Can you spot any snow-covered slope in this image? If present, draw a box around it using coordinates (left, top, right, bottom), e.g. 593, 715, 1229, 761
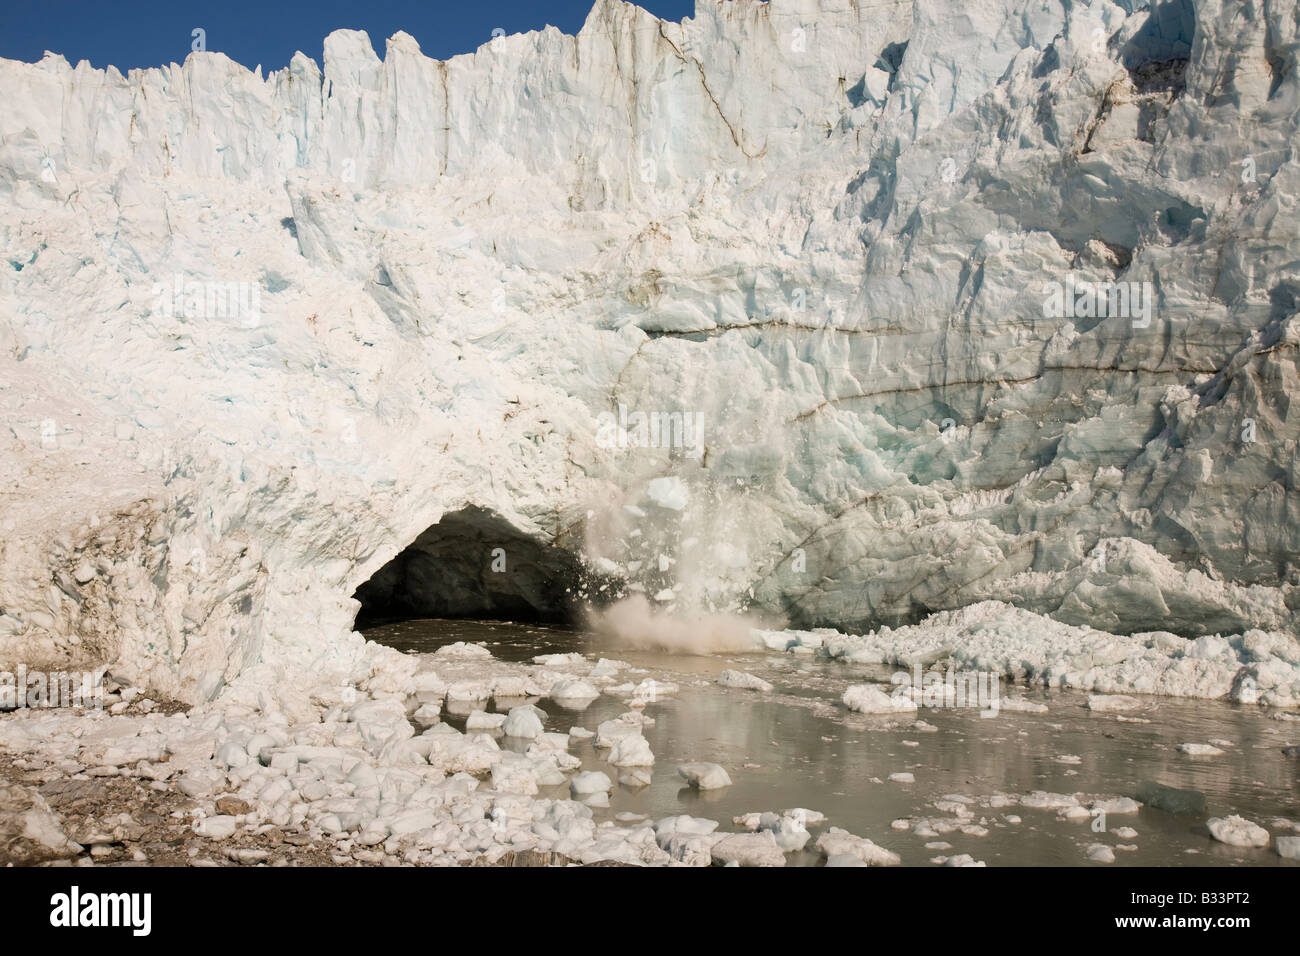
3, 0, 1299, 703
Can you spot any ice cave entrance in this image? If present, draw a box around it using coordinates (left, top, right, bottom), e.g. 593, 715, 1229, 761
350, 506, 583, 629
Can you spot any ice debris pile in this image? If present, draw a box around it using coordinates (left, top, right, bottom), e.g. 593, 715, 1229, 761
765, 599, 1300, 707
0, 643, 896, 866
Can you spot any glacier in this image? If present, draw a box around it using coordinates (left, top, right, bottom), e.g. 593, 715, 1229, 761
2, 0, 1300, 710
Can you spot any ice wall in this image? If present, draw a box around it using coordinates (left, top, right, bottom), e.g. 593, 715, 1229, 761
2, 0, 1299, 702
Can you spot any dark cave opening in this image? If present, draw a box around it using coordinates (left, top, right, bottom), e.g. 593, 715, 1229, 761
351, 506, 587, 630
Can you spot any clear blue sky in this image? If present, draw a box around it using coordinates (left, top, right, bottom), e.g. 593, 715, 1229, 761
0, 0, 700, 72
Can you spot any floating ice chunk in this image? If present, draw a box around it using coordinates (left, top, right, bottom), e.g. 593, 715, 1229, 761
787, 808, 826, 827
825, 853, 869, 866
1086, 844, 1115, 863
1091, 797, 1140, 815
593, 718, 642, 748
889, 772, 915, 784
608, 733, 654, 767
944, 854, 986, 867
528, 732, 571, 754
412, 671, 446, 694
525, 754, 572, 785
533, 653, 586, 668
434, 642, 492, 660
1086, 695, 1141, 712
1276, 836, 1300, 861
1055, 754, 1082, 764
465, 710, 507, 732
1178, 742, 1225, 756
490, 675, 539, 701
619, 768, 652, 788
502, 705, 545, 739
815, 827, 900, 866
654, 815, 720, 843
549, 679, 599, 705
445, 680, 491, 703
568, 726, 594, 740
629, 678, 676, 702
843, 684, 917, 714
1020, 791, 1079, 810
654, 817, 720, 864
677, 762, 732, 790
1112, 826, 1138, 840
710, 831, 786, 867
589, 659, 623, 679
730, 810, 813, 850
1207, 815, 1270, 847
765, 815, 812, 852
716, 670, 773, 692
412, 702, 442, 727
570, 772, 612, 797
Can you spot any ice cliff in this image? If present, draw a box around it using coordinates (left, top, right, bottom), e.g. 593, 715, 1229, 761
2, 0, 1300, 703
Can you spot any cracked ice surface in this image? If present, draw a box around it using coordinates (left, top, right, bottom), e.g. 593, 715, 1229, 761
2, 0, 1300, 713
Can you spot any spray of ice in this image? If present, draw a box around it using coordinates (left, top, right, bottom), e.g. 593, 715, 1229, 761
580, 474, 779, 654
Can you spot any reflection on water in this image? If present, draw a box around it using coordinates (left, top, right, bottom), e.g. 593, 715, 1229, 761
365, 618, 1300, 866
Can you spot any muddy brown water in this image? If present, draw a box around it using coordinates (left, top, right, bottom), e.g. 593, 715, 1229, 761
365, 618, 1300, 866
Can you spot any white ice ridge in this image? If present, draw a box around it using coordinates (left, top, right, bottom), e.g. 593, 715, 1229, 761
765, 599, 1300, 707
3, 0, 1300, 703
